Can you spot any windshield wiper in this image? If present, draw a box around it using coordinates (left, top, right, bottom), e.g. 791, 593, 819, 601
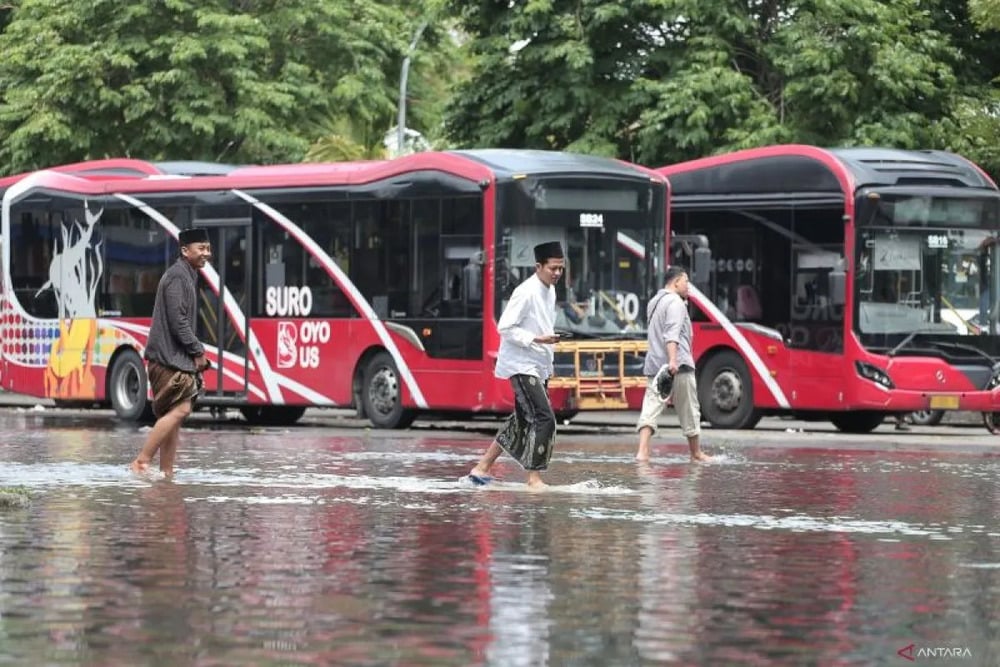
925, 339, 997, 365
887, 329, 948, 357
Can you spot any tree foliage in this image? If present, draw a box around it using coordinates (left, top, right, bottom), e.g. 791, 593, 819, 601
0, 0, 459, 174
446, 0, 1000, 176
970, 0, 1000, 31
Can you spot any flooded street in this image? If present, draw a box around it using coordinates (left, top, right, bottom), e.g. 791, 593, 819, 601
1, 410, 999, 665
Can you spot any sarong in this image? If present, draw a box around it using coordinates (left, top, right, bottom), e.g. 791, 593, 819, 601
147, 360, 200, 418
494, 374, 556, 471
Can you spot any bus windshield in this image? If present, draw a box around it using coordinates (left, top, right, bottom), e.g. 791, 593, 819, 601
495, 176, 664, 339
855, 192, 1000, 348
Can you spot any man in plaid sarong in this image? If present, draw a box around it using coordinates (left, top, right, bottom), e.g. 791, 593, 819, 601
468, 241, 565, 489
129, 228, 212, 477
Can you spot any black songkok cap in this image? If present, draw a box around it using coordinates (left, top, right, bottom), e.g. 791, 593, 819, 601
178, 228, 209, 246
534, 241, 564, 263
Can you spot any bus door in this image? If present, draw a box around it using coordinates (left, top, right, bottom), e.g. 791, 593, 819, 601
193, 212, 252, 397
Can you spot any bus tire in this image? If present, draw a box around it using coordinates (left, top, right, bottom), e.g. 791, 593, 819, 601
108, 349, 154, 422
909, 409, 944, 426
361, 351, 417, 429
697, 350, 761, 429
829, 411, 884, 433
240, 406, 306, 426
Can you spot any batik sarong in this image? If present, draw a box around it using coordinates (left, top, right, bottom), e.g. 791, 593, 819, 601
495, 374, 556, 471
147, 360, 200, 418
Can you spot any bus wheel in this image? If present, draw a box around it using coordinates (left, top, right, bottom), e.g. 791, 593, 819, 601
108, 349, 154, 422
698, 350, 761, 429
983, 412, 1000, 435
830, 411, 884, 433
909, 409, 944, 426
240, 406, 306, 426
362, 351, 417, 429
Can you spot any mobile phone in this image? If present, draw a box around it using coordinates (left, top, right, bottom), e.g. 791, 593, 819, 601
556, 332, 574, 339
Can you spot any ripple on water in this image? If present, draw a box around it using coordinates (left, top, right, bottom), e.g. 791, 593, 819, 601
572, 507, 951, 539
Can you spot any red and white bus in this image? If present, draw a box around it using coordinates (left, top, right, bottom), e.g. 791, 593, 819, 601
659, 144, 1000, 432
0, 150, 665, 426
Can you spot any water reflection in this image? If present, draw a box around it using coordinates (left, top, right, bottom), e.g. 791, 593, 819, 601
0, 422, 998, 664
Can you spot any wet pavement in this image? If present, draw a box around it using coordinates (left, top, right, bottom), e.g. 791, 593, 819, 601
0, 406, 998, 665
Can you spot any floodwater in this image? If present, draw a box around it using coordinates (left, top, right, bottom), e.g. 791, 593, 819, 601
0, 412, 998, 666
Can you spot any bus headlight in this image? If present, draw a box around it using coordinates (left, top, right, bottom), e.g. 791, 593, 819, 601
855, 361, 895, 389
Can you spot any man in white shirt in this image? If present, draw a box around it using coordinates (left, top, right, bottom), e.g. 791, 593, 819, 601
469, 241, 565, 489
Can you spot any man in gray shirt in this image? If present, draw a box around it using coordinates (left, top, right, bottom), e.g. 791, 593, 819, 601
635, 266, 711, 462
129, 228, 212, 477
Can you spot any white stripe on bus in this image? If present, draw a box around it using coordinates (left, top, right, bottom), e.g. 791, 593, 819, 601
110, 320, 258, 371
273, 374, 336, 406
106, 321, 268, 400
114, 193, 290, 404
232, 189, 429, 409
687, 284, 790, 408
616, 231, 646, 259
605, 232, 788, 408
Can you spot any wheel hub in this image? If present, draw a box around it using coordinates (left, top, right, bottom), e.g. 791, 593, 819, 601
368, 367, 399, 415
710, 370, 743, 413
116, 365, 140, 411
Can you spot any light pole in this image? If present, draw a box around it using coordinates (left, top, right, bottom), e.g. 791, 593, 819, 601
397, 21, 428, 156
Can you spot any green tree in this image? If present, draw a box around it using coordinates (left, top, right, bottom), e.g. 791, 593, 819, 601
970, 0, 1000, 30
0, 0, 421, 174
951, 0, 1000, 179
446, 0, 665, 159
305, 1, 467, 161
447, 0, 987, 169
304, 117, 388, 161
0, 2, 16, 32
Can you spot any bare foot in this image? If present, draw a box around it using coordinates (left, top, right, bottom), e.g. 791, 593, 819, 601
526, 472, 547, 489
690, 451, 712, 463
635, 450, 650, 462
129, 460, 149, 475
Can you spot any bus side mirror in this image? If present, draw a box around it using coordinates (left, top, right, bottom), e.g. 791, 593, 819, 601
829, 270, 846, 306
693, 247, 711, 287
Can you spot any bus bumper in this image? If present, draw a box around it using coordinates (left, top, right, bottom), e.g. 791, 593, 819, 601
853, 388, 1000, 412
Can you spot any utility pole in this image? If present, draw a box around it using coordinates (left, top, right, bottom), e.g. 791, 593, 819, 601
397, 21, 428, 156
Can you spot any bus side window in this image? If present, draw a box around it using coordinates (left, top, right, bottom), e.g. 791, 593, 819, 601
10, 211, 53, 317
440, 197, 483, 319
412, 199, 442, 317
102, 207, 172, 317
299, 201, 353, 318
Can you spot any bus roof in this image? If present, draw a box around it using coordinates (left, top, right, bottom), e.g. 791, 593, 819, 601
0, 149, 661, 196
0, 158, 238, 188
658, 144, 997, 201
451, 149, 660, 180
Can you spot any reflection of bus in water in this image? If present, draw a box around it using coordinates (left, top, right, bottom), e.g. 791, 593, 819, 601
0, 151, 665, 426
660, 145, 1000, 433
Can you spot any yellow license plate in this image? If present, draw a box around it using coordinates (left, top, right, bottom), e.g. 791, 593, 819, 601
929, 395, 960, 410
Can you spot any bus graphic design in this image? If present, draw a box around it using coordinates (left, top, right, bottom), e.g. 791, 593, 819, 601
277, 322, 297, 369
37, 202, 104, 399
